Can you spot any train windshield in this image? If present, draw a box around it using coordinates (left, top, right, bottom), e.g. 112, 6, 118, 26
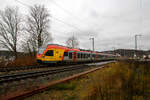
45, 50, 54, 56
38, 48, 45, 54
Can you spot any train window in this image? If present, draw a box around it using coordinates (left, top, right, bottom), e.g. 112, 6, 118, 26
86, 54, 88, 58
89, 54, 91, 57
64, 52, 68, 56
45, 50, 53, 56
69, 53, 72, 59
93, 54, 96, 58
77, 53, 80, 58
78, 53, 81, 58
92, 54, 95, 57
81, 53, 83, 58
98, 55, 100, 58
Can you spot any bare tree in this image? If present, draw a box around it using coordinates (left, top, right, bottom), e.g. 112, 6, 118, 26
66, 35, 79, 48
22, 37, 37, 56
0, 7, 22, 58
26, 4, 52, 54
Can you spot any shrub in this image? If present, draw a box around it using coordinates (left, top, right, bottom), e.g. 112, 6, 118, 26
79, 61, 150, 100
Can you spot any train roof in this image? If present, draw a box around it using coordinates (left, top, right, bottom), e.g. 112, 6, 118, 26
46, 44, 118, 56
47, 44, 69, 50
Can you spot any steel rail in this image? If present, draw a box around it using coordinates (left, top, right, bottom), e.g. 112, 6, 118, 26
0, 65, 48, 72
0, 60, 115, 72
0, 65, 89, 84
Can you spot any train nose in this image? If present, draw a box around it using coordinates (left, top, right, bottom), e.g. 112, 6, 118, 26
36, 54, 43, 58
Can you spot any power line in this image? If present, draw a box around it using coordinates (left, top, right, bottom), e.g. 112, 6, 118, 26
14, 0, 85, 33
51, 16, 83, 32
49, 0, 98, 32
50, 0, 88, 25
51, 28, 70, 34
15, 0, 31, 7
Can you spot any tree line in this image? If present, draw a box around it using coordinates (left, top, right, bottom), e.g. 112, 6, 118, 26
0, 4, 52, 58
0, 4, 79, 59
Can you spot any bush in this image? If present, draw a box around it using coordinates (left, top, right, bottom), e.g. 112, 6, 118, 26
79, 61, 150, 100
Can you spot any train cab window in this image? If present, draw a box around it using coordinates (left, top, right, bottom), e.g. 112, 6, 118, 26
69, 53, 72, 59
64, 52, 68, 56
45, 50, 53, 56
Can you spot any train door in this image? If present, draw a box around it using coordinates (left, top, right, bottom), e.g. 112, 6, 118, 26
69, 51, 73, 62
63, 51, 69, 61
55, 49, 60, 61
73, 52, 77, 62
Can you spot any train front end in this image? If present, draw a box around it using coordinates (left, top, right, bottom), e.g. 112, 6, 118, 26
36, 44, 68, 64
36, 46, 47, 64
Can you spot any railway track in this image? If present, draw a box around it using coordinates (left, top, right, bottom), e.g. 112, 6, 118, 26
0, 61, 115, 84
0, 60, 114, 72
0, 61, 115, 100
0, 63, 99, 84
0, 65, 48, 72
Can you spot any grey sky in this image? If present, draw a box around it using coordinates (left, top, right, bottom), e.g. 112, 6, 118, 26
0, 0, 150, 51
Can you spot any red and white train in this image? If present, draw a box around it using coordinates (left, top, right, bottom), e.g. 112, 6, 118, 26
36, 44, 119, 64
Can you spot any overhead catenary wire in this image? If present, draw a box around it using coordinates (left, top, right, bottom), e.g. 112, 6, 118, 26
50, 0, 89, 25
51, 16, 83, 32
48, 0, 98, 40
15, 0, 31, 7
15, 0, 86, 33
49, 0, 99, 28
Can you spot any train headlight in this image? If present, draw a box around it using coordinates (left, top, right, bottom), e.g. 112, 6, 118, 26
42, 55, 45, 58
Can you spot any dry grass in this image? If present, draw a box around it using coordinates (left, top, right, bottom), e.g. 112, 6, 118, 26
80, 61, 150, 100
24, 61, 150, 100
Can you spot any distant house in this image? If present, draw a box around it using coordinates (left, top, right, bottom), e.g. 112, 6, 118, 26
0, 50, 15, 61
101, 49, 148, 58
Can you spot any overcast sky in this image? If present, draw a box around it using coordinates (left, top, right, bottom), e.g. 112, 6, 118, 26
0, 0, 150, 51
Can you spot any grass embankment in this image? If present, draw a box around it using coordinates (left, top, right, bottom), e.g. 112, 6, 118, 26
25, 61, 150, 100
